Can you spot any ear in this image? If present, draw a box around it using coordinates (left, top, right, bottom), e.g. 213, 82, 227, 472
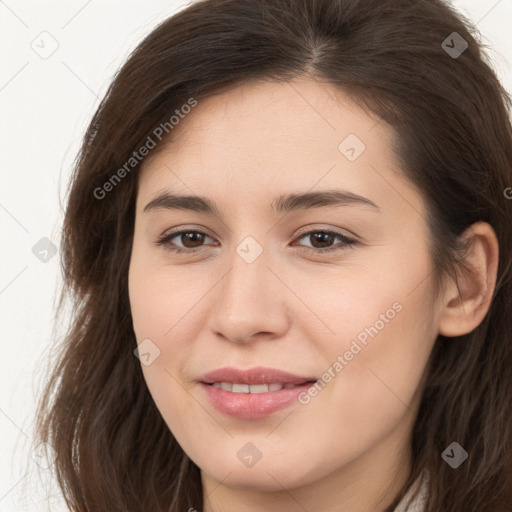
437, 222, 499, 337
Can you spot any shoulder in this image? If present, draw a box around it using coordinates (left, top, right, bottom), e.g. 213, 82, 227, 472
393, 471, 429, 512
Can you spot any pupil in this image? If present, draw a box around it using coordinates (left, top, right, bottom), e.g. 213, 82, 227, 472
312, 232, 333, 248
183, 232, 204, 248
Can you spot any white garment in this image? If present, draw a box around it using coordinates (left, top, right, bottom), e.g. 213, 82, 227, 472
393, 472, 429, 512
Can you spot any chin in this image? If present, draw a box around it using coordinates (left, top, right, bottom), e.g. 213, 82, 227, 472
198, 452, 320, 492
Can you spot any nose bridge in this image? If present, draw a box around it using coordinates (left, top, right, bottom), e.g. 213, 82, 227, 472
210, 240, 289, 342
225, 243, 269, 305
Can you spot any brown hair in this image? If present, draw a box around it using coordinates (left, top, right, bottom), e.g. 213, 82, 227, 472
35, 0, 512, 510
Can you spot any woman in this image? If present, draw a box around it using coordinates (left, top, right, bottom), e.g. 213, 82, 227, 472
35, 0, 512, 510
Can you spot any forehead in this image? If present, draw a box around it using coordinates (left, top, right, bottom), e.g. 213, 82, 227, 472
136, 78, 421, 219
143, 78, 385, 162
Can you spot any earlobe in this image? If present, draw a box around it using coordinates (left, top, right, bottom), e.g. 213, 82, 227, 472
437, 222, 499, 338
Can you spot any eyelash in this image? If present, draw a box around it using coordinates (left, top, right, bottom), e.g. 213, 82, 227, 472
155, 228, 357, 255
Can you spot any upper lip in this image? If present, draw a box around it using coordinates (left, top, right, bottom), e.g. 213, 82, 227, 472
200, 366, 317, 385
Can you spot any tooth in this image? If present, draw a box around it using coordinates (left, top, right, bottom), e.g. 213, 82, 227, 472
232, 383, 250, 393
214, 382, 289, 392
220, 382, 233, 391
249, 384, 269, 393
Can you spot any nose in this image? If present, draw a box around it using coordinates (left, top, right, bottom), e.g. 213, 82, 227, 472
209, 247, 291, 345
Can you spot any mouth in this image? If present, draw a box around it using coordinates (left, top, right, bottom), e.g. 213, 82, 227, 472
200, 366, 316, 386
199, 367, 318, 419
207, 381, 311, 393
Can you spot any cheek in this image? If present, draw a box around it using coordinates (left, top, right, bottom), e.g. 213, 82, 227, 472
128, 247, 207, 350
283, 259, 437, 478
310, 250, 437, 425
128, 268, 194, 389
128, 259, 209, 455
299, 233, 433, 373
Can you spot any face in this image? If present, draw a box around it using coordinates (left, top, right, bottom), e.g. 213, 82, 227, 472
128, 78, 442, 496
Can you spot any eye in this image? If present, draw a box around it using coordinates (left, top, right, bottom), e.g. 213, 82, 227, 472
155, 229, 217, 254
293, 230, 357, 253
155, 228, 357, 254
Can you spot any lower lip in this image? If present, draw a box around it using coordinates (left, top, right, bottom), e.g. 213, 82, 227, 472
201, 382, 315, 419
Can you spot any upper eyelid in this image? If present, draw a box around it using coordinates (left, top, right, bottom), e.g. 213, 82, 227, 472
294, 226, 356, 239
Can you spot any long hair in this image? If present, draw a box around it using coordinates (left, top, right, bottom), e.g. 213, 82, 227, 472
34, 0, 512, 510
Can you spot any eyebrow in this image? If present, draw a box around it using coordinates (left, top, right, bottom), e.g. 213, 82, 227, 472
143, 189, 380, 215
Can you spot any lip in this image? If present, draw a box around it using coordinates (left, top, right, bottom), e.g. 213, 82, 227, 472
200, 366, 316, 385
199, 366, 317, 419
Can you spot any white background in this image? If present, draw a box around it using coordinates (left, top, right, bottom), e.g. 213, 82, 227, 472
0, 1, 511, 510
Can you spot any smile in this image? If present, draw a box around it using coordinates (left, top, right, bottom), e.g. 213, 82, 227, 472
209, 382, 304, 393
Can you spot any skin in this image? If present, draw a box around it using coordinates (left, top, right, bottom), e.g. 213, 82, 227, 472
128, 78, 498, 512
